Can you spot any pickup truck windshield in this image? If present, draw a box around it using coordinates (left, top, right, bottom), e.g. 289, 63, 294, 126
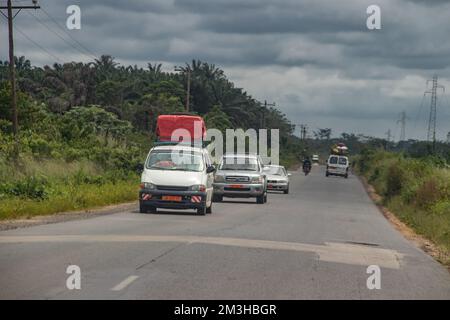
219, 157, 259, 171
146, 150, 204, 172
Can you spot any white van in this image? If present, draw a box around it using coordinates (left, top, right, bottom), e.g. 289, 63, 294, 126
139, 145, 215, 215
326, 155, 349, 178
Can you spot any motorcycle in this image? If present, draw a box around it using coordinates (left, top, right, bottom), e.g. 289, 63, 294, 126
303, 165, 311, 176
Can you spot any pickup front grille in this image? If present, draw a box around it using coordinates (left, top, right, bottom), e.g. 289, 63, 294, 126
225, 176, 250, 183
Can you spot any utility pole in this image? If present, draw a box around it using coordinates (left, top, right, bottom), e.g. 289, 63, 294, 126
297, 124, 307, 140
261, 100, 275, 128
425, 75, 445, 151
0, 0, 40, 155
397, 111, 407, 142
186, 68, 191, 112
174, 65, 191, 112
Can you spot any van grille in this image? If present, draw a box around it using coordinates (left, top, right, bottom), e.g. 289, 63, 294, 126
156, 185, 189, 191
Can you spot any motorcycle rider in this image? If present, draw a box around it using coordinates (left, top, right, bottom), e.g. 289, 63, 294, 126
302, 156, 312, 174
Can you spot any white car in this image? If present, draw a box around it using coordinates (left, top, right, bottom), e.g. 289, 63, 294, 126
263, 165, 291, 194
326, 155, 349, 178
312, 154, 319, 163
139, 145, 215, 215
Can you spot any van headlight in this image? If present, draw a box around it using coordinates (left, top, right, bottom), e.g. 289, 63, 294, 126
251, 176, 263, 183
190, 184, 206, 192
141, 182, 156, 190
214, 175, 225, 183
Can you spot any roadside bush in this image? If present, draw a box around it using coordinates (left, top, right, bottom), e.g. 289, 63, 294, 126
0, 175, 49, 200
385, 162, 405, 198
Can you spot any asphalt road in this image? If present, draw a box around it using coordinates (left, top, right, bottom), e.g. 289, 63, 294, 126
1, 166, 449, 299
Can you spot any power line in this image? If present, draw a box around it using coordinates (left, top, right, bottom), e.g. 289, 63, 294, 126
0, 8, 62, 63
25, 10, 95, 61
13, 23, 63, 62
40, 7, 98, 60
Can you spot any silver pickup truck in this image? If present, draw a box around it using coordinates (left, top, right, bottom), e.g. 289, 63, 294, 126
212, 153, 268, 204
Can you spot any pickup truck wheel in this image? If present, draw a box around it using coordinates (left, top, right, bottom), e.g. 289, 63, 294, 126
256, 194, 265, 204
197, 206, 207, 215
284, 188, 289, 194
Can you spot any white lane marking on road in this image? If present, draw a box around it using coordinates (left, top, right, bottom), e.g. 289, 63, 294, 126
111, 275, 139, 291
0, 235, 404, 269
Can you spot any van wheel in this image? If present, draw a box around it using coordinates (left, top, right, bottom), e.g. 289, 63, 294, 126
197, 206, 207, 215
345, 174, 348, 179
139, 202, 147, 213
148, 206, 157, 213
206, 203, 212, 214
326, 171, 329, 177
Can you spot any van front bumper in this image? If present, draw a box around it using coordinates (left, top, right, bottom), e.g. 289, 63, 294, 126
213, 183, 265, 198
139, 189, 207, 209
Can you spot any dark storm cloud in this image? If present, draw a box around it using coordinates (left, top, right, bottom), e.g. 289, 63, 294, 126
1, 0, 449, 139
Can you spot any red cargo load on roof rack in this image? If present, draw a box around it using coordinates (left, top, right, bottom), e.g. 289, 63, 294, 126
156, 114, 207, 143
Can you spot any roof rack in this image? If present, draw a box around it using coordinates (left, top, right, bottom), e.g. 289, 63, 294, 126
153, 140, 210, 148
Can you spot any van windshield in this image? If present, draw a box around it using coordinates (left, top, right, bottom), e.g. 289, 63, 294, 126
146, 150, 204, 172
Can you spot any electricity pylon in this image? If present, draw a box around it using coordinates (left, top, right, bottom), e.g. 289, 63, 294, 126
425, 75, 445, 150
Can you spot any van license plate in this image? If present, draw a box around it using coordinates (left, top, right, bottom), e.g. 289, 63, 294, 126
162, 196, 182, 201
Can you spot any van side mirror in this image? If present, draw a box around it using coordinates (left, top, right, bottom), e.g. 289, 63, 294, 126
206, 166, 216, 174
136, 163, 144, 173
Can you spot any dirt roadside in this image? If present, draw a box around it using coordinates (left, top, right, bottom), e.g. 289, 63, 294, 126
0, 201, 137, 231
358, 175, 450, 270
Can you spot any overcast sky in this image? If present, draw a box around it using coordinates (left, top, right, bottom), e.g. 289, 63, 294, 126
1, 0, 450, 140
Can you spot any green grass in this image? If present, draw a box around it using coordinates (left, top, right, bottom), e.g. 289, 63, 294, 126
0, 180, 139, 220
355, 150, 450, 262
388, 197, 450, 263
0, 157, 140, 220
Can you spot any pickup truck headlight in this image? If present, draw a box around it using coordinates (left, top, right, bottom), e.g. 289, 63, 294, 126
189, 184, 206, 192
251, 176, 263, 183
140, 182, 156, 190
214, 175, 225, 183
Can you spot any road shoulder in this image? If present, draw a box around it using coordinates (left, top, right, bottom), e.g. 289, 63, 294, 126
0, 201, 137, 231
358, 175, 450, 271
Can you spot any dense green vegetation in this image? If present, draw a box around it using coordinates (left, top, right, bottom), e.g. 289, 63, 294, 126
355, 150, 450, 261
0, 56, 302, 219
